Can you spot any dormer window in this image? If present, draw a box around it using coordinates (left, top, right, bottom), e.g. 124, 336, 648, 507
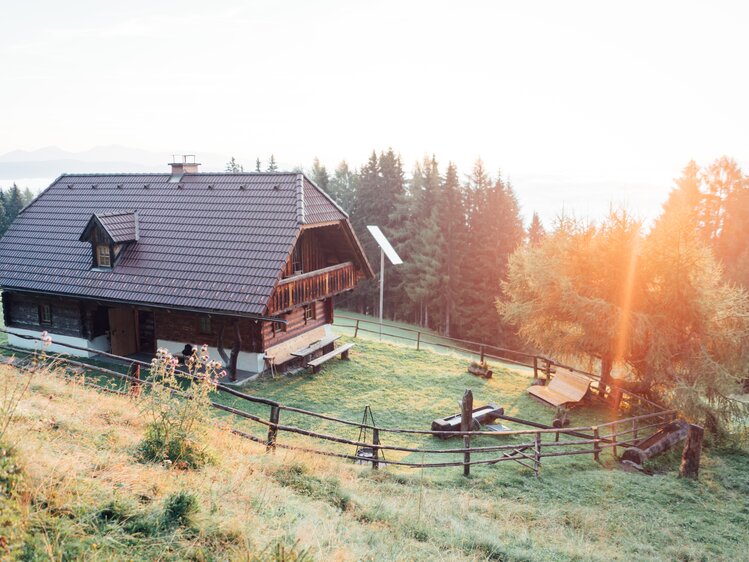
96, 244, 111, 268
79, 211, 139, 270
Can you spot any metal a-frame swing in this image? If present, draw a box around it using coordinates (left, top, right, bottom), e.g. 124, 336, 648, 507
354, 405, 384, 468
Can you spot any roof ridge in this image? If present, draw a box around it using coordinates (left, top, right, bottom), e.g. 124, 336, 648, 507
295, 173, 305, 224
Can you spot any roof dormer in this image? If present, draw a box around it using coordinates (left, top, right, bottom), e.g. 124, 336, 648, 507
79, 211, 139, 269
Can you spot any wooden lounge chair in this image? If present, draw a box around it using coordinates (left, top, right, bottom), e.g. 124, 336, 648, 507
527, 369, 592, 407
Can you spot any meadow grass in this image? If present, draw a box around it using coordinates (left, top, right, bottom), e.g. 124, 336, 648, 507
2, 363, 748, 561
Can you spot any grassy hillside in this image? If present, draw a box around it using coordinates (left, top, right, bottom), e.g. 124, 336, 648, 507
2, 340, 748, 560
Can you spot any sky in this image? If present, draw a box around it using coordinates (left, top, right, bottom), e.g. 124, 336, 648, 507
2, 0, 748, 226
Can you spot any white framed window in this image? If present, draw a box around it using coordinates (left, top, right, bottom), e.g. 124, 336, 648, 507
96, 244, 111, 268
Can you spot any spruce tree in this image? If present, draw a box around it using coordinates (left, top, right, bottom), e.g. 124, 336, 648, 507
225, 157, 244, 172
267, 155, 278, 172
437, 162, 468, 336
328, 161, 358, 212
528, 212, 545, 246
255, 158, 262, 172
310, 157, 330, 192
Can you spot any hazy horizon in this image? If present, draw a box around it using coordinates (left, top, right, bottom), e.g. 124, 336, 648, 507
3, 0, 748, 225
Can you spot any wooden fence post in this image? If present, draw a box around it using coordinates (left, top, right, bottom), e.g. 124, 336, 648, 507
593, 426, 601, 462
416, 331, 421, 351
679, 424, 704, 480
372, 428, 380, 470
266, 405, 280, 453
533, 356, 539, 380
633, 418, 638, 443
533, 432, 542, 477
354, 319, 360, 338
461, 389, 473, 477
129, 363, 141, 397
544, 359, 551, 383
612, 422, 618, 458
479, 346, 485, 364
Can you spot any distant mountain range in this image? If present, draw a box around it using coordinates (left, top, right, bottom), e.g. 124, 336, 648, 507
0, 146, 231, 186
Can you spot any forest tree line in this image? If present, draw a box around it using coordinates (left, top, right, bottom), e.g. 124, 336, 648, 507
0, 184, 35, 238
306, 150, 527, 348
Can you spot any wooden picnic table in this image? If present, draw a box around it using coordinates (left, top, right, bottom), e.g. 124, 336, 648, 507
290, 334, 341, 358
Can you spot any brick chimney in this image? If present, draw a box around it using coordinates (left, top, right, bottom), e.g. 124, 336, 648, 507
169, 154, 200, 179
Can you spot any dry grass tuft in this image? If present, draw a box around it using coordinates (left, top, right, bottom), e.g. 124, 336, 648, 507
1, 362, 747, 561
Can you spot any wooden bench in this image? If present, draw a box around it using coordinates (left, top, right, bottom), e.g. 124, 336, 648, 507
307, 343, 354, 373
527, 368, 592, 407
291, 335, 340, 359
264, 326, 329, 367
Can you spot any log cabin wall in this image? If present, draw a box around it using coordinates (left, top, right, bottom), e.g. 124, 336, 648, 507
261, 298, 332, 349
154, 309, 262, 353
282, 230, 327, 277
2, 291, 85, 337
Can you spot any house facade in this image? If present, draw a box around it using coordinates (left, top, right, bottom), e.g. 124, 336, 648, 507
0, 160, 373, 375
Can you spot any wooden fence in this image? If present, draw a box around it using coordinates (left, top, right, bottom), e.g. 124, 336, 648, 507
334, 314, 665, 412
0, 329, 686, 477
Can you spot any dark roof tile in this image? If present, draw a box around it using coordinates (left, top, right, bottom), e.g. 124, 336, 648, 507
0, 172, 348, 316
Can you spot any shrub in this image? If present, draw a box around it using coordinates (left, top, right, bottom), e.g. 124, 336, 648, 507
136, 346, 221, 468
161, 491, 199, 528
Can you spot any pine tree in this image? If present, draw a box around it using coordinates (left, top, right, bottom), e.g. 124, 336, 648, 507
459, 162, 524, 343
4, 184, 25, 221
267, 155, 278, 172
327, 161, 357, 212
255, 158, 262, 172
21, 187, 34, 205
437, 162, 468, 336
225, 157, 244, 173
394, 156, 444, 328
700, 156, 743, 243
528, 212, 545, 246
310, 158, 330, 192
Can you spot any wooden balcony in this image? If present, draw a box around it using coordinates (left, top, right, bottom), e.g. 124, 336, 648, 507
268, 261, 357, 314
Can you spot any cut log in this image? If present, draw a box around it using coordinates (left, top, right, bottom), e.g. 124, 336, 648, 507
679, 424, 704, 480
468, 364, 492, 379
621, 420, 689, 469
431, 403, 504, 439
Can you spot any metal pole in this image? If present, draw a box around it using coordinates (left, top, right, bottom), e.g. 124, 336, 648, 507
379, 248, 384, 340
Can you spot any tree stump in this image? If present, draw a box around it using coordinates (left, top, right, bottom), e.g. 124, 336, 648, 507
679, 424, 704, 480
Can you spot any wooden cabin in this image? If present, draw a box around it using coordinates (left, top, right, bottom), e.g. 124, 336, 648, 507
0, 159, 373, 376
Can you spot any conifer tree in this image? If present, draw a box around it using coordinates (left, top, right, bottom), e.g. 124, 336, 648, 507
266, 155, 278, 172
327, 161, 357, 212
225, 157, 244, 172
310, 157, 330, 192
437, 162, 468, 336
528, 212, 545, 246
255, 158, 262, 172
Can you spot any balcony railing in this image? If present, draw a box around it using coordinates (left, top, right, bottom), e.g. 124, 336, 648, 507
268, 261, 357, 314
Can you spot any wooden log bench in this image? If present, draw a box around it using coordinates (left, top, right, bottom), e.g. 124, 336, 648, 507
307, 342, 355, 373
527, 369, 592, 408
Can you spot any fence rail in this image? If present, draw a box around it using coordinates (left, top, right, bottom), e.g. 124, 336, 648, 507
333, 313, 666, 412
0, 328, 680, 477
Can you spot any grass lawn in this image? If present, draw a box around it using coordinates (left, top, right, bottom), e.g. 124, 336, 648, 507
3, 359, 748, 561
224, 336, 622, 472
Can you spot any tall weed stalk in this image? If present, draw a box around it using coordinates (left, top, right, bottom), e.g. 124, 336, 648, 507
137, 346, 222, 468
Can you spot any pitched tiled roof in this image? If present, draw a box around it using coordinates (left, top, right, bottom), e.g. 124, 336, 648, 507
97, 211, 139, 243
0, 172, 349, 316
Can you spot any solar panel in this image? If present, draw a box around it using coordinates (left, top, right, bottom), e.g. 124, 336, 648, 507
366, 225, 403, 265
